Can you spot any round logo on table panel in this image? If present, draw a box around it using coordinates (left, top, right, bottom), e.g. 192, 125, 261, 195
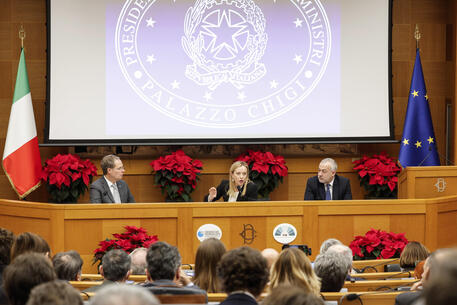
196, 223, 222, 241
273, 223, 297, 244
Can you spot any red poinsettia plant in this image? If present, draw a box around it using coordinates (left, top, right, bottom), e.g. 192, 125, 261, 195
235, 150, 288, 199
353, 152, 402, 198
41, 153, 97, 203
93, 226, 158, 266
349, 228, 408, 260
151, 150, 203, 202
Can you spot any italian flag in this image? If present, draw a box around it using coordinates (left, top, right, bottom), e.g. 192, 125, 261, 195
2, 49, 42, 199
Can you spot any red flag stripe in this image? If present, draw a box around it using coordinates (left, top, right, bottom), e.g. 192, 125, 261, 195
3, 137, 41, 198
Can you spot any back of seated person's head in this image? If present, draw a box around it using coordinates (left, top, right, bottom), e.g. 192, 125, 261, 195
194, 238, 226, 292
399, 241, 429, 270
269, 248, 320, 296
314, 252, 347, 292
326, 244, 352, 271
129, 247, 148, 275
146, 241, 181, 281
89, 284, 160, 305
261, 248, 279, 269
25, 280, 83, 305
217, 246, 269, 298
11, 232, 50, 261
0, 227, 15, 266
52, 250, 83, 281
3, 252, 56, 305
423, 248, 457, 305
101, 249, 131, 282
319, 238, 342, 254
263, 285, 325, 305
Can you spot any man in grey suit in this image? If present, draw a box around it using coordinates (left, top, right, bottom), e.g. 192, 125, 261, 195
90, 155, 135, 203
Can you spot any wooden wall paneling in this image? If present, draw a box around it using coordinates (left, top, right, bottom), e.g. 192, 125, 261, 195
140, 218, 178, 246
192, 217, 231, 262
390, 214, 426, 242
318, 215, 354, 247
437, 210, 457, 247
230, 216, 267, 249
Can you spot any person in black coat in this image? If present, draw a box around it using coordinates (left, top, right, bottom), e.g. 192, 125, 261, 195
204, 161, 258, 202
304, 158, 352, 200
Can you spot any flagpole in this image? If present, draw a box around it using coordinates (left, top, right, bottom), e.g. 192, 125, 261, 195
414, 24, 421, 49
19, 24, 25, 49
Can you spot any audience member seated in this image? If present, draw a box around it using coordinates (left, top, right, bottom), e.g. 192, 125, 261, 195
10, 232, 51, 261
314, 251, 348, 292
193, 238, 226, 292
52, 250, 83, 281
400, 241, 429, 271
25, 280, 83, 305
0, 228, 14, 305
129, 247, 147, 275
326, 244, 354, 278
395, 248, 456, 305
319, 238, 342, 254
3, 252, 56, 305
261, 248, 279, 269
217, 246, 269, 305
269, 248, 321, 297
423, 248, 457, 305
89, 284, 160, 305
90, 154, 135, 203
83, 249, 131, 293
204, 161, 258, 202
263, 285, 325, 305
304, 158, 352, 201
141, 241, 207, 298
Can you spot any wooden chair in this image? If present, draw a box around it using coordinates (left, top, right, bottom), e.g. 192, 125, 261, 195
352, 259, 399, 273
344, 279, 417, 292
350, 271, 414, 280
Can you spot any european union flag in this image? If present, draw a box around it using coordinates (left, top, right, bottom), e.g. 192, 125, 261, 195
399, 49, 440, 167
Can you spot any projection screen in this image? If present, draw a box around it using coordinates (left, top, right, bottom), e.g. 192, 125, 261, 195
46, 0, 393, 144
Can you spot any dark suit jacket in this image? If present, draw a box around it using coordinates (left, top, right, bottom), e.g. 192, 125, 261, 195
141, 280, 207, 300
204, 180, 258, 202
82, 280, 116, 293
220, 293, 258, 305
394, 291, 422, 305
90, 177, 135, 203
304, 175, 352, 200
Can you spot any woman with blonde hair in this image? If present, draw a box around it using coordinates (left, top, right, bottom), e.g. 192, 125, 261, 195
269, 248, 320, 296
204, 161, 258, 202
193, 238, 226, 292
400, 241, 429, 271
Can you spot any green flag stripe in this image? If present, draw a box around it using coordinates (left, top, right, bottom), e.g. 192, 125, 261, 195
12, 49, 31, 104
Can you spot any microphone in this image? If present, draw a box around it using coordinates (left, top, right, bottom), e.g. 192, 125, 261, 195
336, 279, 420, 305
354, 258, 400, 273
417, 145, 434, 166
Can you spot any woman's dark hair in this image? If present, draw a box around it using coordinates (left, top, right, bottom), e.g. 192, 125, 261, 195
10, 232, 51, 262
193, 238, 226, 292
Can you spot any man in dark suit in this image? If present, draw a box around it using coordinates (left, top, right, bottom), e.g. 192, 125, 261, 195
141, 242, 207, 299
304, 158, 352, 200
82, 249, 131, 293
90, 154, 135, 203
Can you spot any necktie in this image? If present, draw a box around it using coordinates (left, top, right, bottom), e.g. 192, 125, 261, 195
112, 184, 121, 203
325, 184, 331, 200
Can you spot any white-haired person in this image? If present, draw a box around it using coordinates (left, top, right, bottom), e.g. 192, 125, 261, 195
304, 158, 352, 201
